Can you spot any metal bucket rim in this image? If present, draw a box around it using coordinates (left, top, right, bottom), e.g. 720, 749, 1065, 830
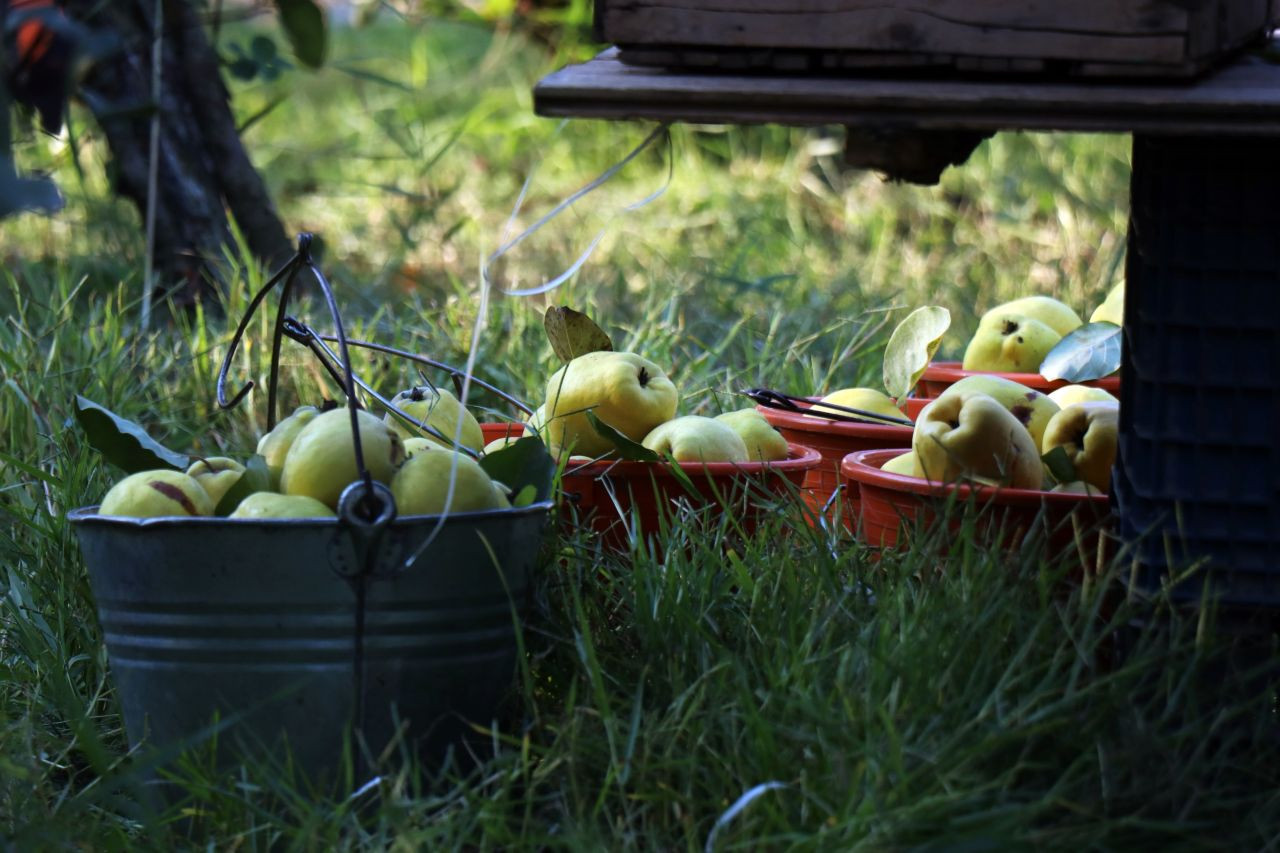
67, 499, 554, 529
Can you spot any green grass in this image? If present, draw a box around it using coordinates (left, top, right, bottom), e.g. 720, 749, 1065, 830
3, 12, 1278, 850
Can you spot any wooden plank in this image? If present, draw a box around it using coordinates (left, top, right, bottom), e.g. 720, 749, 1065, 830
602, 4, 1192, 64
599, 1, 1193, 41
533, 47, 1280, 136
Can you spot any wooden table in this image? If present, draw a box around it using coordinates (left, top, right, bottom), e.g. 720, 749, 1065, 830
535, 46, 1280, 135
533, 47, 1280, 606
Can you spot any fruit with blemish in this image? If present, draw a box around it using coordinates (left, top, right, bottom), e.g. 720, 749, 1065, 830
983, 296, 1082, 337
913, 392, 1043, 489
936, 374, 1059, 448
384, 385, 485, 453
98, 470, 214, 518
962, 312, 1063, 373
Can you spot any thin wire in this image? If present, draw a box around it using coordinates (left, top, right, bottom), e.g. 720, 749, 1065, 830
485, 123, 673, 296
403, 251, 491, 568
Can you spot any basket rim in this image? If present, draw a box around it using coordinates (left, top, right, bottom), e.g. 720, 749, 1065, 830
841, 448, 1109, 507
921, 360, 1121, 391
66, 499, 555, 528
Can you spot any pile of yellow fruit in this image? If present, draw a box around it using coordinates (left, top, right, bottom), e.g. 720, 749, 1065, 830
95, 350, 797, 520
799, 285, 1125, 494
961, 283, 1123, 373
882, 375, 1118, 494
96, 391, 513, 520
492, 350, 792, 465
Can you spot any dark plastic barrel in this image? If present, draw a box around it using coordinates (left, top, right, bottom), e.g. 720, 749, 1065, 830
1115, 134, 1280, 607
68, 503, 550, 780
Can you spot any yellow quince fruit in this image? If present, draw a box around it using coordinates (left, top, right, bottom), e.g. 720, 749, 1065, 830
1041, 402, 1119, 492
544, 351, 678, 458
642, 415, 749, 463
962, 312, 1062, 373
913, 393, 1043, 489
714, 409, 789, 461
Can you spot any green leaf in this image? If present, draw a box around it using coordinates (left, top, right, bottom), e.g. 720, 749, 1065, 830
73, 396, 189, 473
586, 412, 659, 462
511, 484, 537, 508
273, 0, 327, 69
213, 455, 271, 516
479, 437, 556, 504
1041, 446, 1078, 486
1039, 322, 1122, 383
544, 306, 613, 363
883, 306, 951, 399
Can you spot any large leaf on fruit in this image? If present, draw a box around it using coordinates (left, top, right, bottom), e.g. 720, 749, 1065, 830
1041, 446, 1078, 486
883, 306, 951, 399
214, 455, 271, 516
273, 0, 327, 68
1039, 322, 1122, 383
74, 396, 189, 473
479, 437, 556, 504
544, 306, 613, 363
586, 412, 659, 462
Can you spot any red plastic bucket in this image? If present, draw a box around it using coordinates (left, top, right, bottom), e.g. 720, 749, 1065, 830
480, 423, 820, 548
757, 397, 928, 529
917, 361, 1121, 398
480, 422, 524, 445
560, 444, 820, 549
841, 448, 1113, 566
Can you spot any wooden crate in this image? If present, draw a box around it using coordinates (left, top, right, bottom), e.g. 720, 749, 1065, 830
595, 0, 1275, 77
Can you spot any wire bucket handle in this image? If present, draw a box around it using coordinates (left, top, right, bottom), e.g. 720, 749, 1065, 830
215, 234, 389, 524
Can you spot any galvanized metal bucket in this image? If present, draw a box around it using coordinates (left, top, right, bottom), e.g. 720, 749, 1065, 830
68, 498, 551, 781
68, 234, 555, 783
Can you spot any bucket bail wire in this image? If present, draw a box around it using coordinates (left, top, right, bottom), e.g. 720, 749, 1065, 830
211, 232, 535, 778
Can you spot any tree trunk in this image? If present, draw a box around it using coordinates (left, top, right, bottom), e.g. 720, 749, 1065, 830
67, 0, 293, 303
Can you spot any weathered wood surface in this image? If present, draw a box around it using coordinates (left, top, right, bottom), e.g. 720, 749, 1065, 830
596, 0, 1272, 77
534, 47, 1280, 135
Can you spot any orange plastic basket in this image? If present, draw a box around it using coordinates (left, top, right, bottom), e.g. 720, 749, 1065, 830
841, 448, 1114, 566
479, 423, 821, 549
757, 397, 928, 530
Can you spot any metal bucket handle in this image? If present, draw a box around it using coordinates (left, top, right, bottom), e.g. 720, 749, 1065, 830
216, 234, 385, 525
216, 235, 533, 462
213, 234, 540, 773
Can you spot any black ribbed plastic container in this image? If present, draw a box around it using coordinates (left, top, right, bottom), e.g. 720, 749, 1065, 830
1115, 134, 1280, 608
